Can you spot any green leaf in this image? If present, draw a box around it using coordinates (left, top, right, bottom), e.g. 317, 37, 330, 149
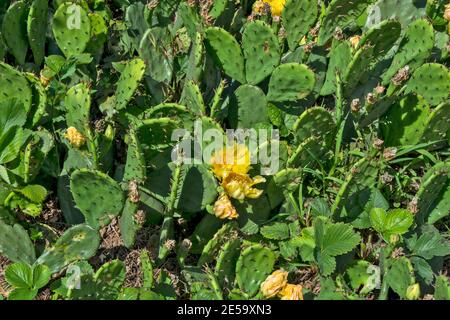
0, 99, 27, 134
16, 185, 48, 204
140, 250, 154, 289
434, 275, 450, 300
7, 288, 38, 300
5, 262, 33, 288
406, 227, 450, 260
260, 222, 290, 240
370, 208, 414, 240
385, 257, 415, 299
321, 223, 361, 256
32, 264, 51, 290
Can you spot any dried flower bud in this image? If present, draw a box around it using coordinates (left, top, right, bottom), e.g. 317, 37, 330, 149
351, 99, 361, 113
392, 66, 410, 86
128, 180, 140, 203
334, 27, 344, 40
134, 210, 146, 225
381, 172, 394, 184
383, 147, 397, 161
372, 138, 384, 150
407, 197, 419, 214
366, 93, 376, 105
164, 239, 176, 251
375, 85, 386, 95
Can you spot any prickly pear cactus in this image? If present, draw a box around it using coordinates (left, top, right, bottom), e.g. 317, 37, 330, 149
416, 162, 450, 225
282, 0, 318, 51
2, 1, 28, 64
52, 3, 91, 57
267, 63, 316, 102
382, 19, 435, 85
242, 21, 280, 85
405, 63, 450, 106
27, 0, 48, 66
318, 0, 373, 45
36, 224, 100, 273
205, 27, 246, 84
70, 169, 125, 229
114, 58, 146, 111
235, 244, 276, 297
0, 62, 32, 113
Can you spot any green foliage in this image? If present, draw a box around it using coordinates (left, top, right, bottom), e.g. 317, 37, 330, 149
0, 0, 448, 302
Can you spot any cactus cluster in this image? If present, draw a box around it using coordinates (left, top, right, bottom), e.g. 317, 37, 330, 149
0, 0, 448, 302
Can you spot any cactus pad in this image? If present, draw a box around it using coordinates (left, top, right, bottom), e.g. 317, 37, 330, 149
293, 107, 335, 142
282, 0, 318, 51
242, 21, 280, 85
27, 0, 48, 66
0, 62, 32, 113
36, 224, 100, 273
230, 84, 269, 128
318, 0, 373, 45
267, 63, 316, 102
405, 63, 450, 106
382, 19, 435, 85
235, 244, 276, 297
2, 1, 28, 64
115, 58, 146, 111
70, 169, 125, 229
416, 162, 450, 225
205, 27, 246, 84
358, 20, 401, 58
52, 3, 91, 57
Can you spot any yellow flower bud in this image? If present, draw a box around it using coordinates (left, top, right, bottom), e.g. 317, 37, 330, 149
64, 127, 86, 148
213, 194, 239, 220
262, 0, 286, 17
278, 284, 304, 300
260, 269, 288, 298
406, 283, 420, 300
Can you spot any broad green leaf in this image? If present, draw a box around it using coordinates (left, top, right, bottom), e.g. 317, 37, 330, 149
322, 223, 361, 256
7, 288, 37, 300
140, 250, 154, 289
5, 262, 33, 288
32, 264, 51, 290
406, 227, 450, 260
383, 209, 414, 236
16, 185, 48, 204
434, 275, 450, 300
385, 257, 415, 299
260, 222, 290, 240
0, 99, 27, 134
370, 208, 414, 240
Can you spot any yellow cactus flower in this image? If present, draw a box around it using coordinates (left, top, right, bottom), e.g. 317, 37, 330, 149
349, 35, 361, 49
65, 127, 86, 148
278, 284, 304, 300
213, 194, 239, 220
260, 269, 289, 298
253, 0, 286, 17
210, 144, 251, 181
222, 172, 265, 200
